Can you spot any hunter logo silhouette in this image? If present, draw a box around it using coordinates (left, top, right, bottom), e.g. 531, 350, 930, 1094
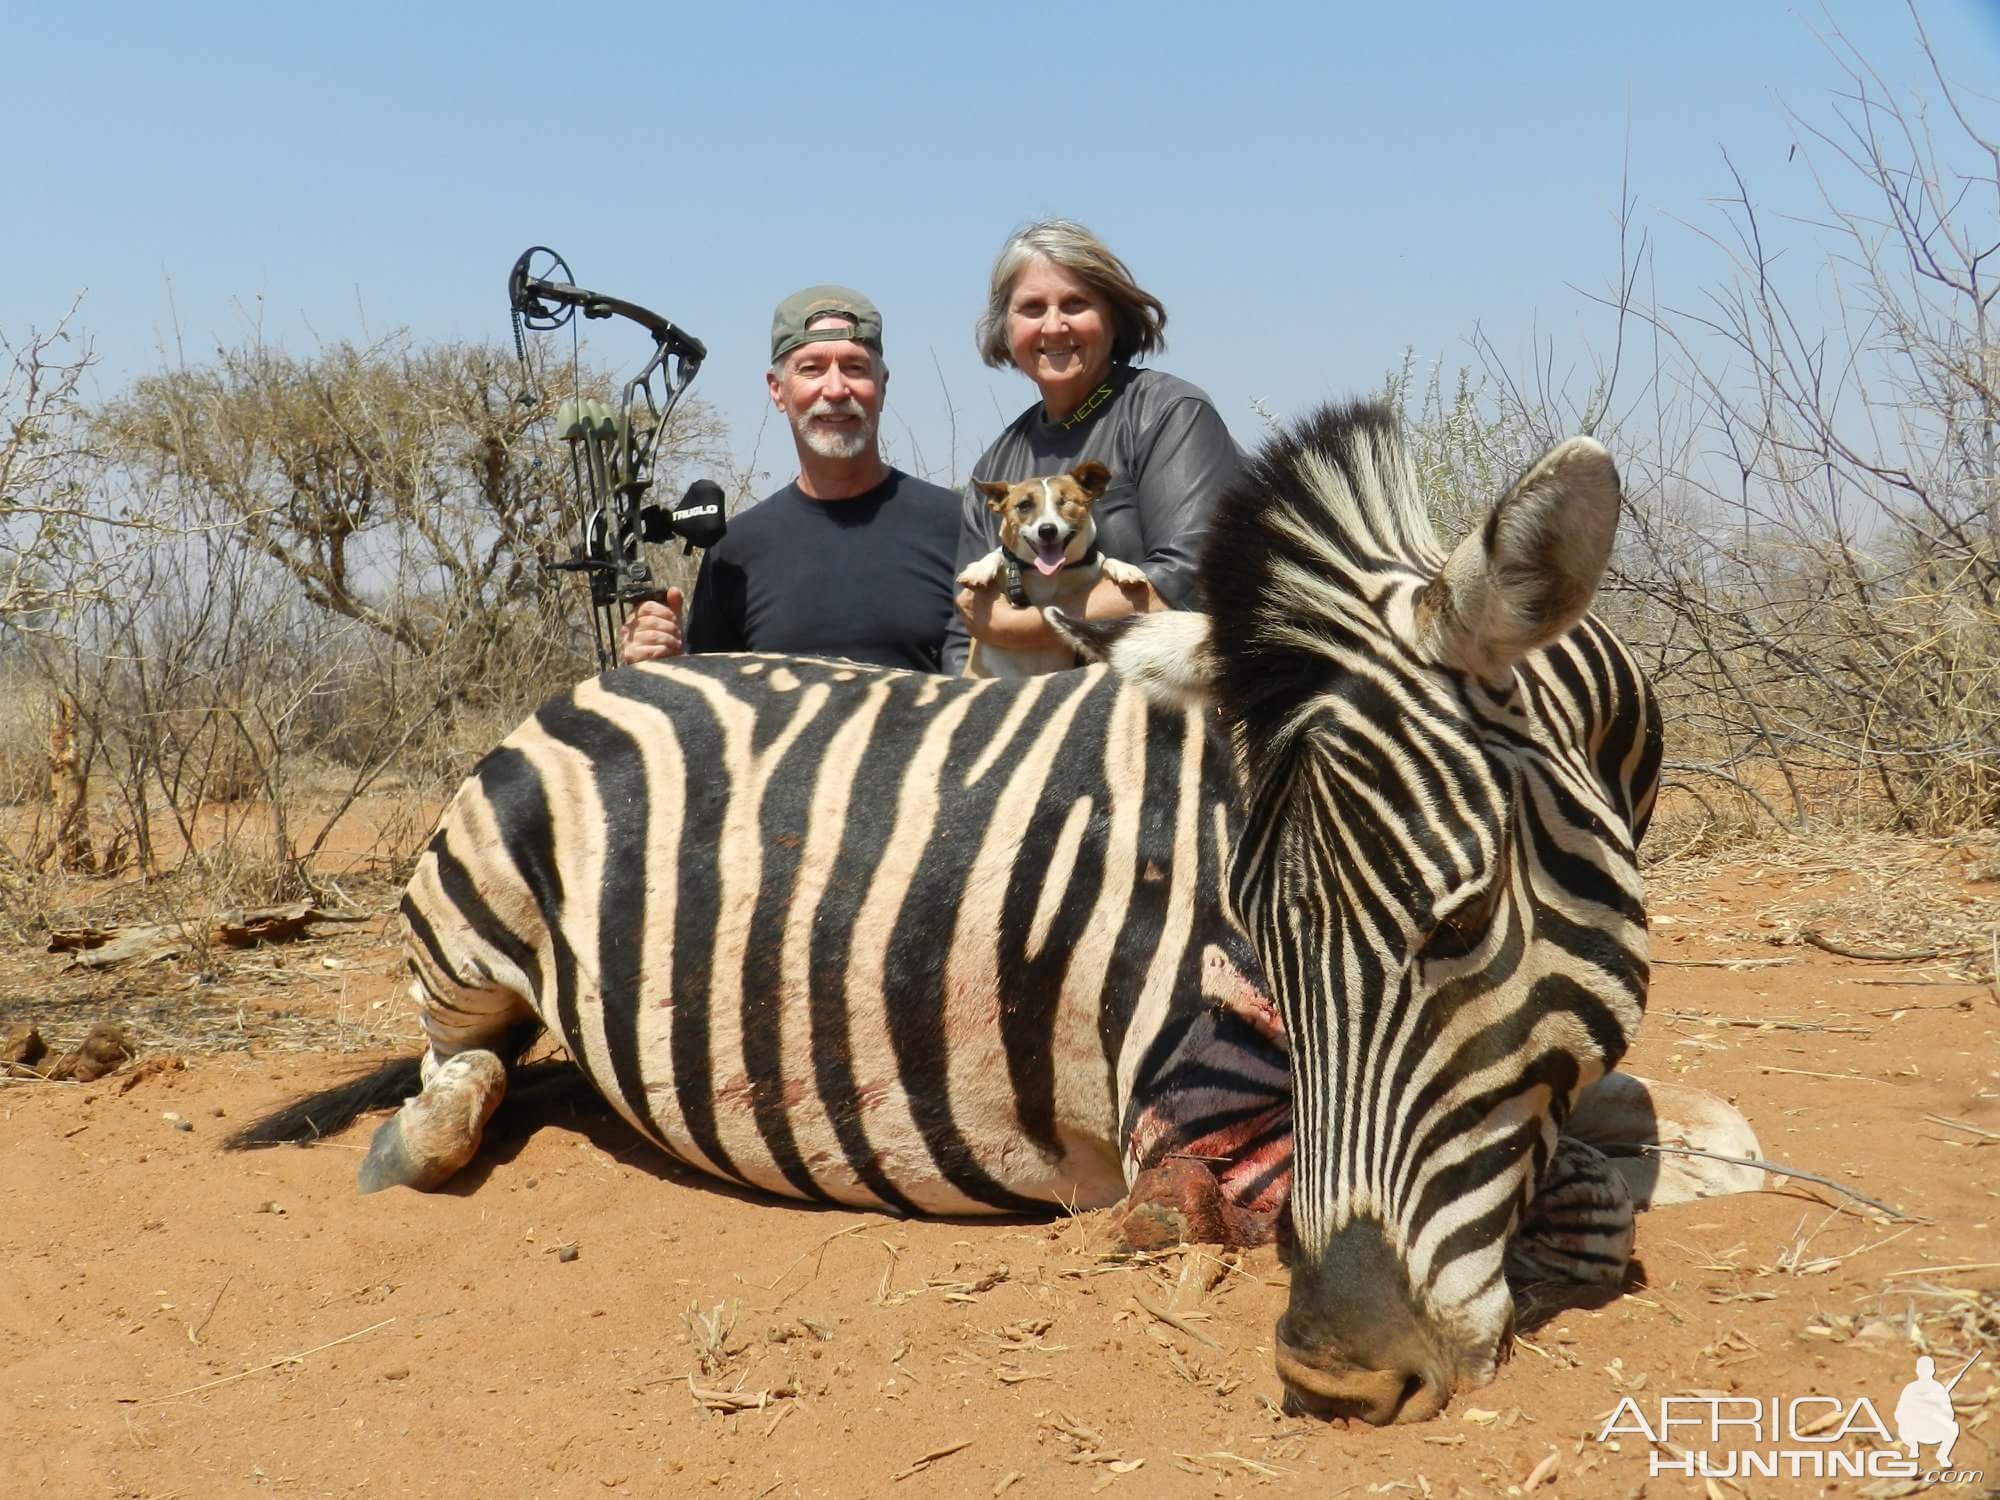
1895, 1352, 1980, 1469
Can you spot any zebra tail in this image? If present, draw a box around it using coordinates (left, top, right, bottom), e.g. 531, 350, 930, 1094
222, 1022, 544, 1150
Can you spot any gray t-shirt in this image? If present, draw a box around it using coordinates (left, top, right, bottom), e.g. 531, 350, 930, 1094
942, 364, 1242, 673
685, 469, 961, 673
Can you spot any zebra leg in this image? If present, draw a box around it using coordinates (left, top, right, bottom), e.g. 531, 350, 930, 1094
1504, 1136, 1635, 1289
356, 905, 541, 1194
357, 1049, 509, 1194
1504, 1074, 1763, 1287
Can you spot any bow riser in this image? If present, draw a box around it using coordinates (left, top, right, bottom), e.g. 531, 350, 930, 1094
509, 246, 717, 671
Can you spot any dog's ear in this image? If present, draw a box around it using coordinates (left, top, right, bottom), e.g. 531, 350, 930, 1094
975, 479, 1012, 512
1070, 461, 1111, 498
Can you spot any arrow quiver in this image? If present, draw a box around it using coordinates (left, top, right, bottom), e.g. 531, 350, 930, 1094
507, 246, 720, 670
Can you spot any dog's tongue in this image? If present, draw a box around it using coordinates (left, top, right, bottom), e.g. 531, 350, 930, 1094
1032, 540, 1068, 576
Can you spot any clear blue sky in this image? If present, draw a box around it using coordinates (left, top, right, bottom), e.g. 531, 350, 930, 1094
10, 1, 1999, 494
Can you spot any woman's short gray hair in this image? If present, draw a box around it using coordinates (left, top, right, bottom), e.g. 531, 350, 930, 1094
974, 219, 1168, 371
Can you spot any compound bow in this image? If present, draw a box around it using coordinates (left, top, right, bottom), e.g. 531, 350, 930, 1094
508, 246, 725, 670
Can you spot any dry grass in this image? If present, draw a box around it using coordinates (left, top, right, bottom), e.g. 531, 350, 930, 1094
1642, 828, 2000, 990
0, 909, 410, 1066
1803, 1280, 2000, 1411
0, 674, 54, 806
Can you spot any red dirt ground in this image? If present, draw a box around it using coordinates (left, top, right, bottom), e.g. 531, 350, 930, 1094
3, 845, 1996, 1500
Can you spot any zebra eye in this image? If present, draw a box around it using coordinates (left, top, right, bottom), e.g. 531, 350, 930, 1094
1426, 878, 1504, 961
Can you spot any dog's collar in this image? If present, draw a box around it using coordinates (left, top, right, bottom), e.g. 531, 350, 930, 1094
1004, 546, 1100, 609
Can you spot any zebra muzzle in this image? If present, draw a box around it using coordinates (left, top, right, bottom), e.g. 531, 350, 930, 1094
1273, 1342, 1450, 1426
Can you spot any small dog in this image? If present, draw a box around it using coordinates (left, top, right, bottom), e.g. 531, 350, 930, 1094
957, 461, 1149, 678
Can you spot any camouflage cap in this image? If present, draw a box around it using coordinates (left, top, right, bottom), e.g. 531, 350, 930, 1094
769, 285, 883, 363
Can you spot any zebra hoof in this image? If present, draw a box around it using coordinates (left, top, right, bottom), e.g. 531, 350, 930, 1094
1566, 1072, 1765, 1207
356, 1050, 506, 1194
357, 1116, 425, 1195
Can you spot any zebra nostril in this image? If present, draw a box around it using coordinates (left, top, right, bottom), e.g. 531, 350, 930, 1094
1275, 1345, 1450, 1426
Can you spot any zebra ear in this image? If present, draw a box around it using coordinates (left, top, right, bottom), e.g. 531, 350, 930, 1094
1420, 436, 1620, 680
1047, 608, 1219, 711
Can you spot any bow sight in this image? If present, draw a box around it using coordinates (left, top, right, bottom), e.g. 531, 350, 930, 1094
508, 246, 724, 669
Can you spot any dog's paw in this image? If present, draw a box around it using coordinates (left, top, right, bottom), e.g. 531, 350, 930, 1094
1102, 558, 1149, 587
957, 552, 1002, 589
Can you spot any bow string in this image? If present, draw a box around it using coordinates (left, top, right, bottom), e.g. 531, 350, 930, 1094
508, 246, 722, 670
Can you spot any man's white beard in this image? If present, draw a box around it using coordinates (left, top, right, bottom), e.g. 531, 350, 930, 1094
796, 398, 873, 461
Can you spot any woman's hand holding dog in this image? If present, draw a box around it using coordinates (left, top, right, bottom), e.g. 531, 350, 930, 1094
956, 571, 1162, 652
619, 590, 686, 665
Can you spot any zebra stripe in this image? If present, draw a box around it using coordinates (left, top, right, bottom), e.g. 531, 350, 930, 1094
400, 656, 1278, 1220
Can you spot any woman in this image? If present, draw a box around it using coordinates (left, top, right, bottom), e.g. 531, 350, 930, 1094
945, 219, 1242, 673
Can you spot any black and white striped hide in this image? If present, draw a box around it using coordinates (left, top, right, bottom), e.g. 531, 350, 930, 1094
397, 657, 1291, 1220
1094, 401, 1661, 1424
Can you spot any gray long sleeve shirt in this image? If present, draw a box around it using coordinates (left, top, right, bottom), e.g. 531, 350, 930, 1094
942, 364, 1243, 674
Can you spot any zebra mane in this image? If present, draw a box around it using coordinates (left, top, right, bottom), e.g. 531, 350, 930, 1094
1199, 401, 1446, 744
1211, 399, 1442, 585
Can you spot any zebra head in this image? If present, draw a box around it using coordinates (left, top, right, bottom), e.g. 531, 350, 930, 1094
1053, 402, 1657, 1424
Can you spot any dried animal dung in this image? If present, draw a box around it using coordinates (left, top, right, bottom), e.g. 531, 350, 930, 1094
2, 1023, 47, 1074
46, 1021, 135, 1082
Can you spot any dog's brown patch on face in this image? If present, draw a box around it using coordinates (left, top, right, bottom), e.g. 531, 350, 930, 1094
1051, 486, 1094, 530
984, 471, 1112, 563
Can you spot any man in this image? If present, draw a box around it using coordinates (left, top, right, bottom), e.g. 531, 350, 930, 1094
619, 286, 961, 672
1895, 1354, 1963, 1467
